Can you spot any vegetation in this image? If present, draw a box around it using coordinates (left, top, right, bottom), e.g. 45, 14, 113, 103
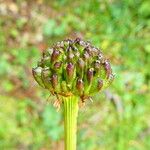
0, 0, 149, 149
32, 38, 114, 150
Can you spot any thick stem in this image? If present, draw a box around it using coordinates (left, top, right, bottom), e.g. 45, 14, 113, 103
62, 96, 79, 150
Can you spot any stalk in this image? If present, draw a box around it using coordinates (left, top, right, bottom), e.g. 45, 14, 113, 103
63, 96, 79, 150
32, 38, 114, 149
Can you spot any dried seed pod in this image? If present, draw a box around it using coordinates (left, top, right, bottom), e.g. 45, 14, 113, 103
51, 74, 58, 89
76, 79, 84, 90
104, 60, 112, 79
66, 62, 75, 82
97, 79, 103, 91
32, 67, 45, 88
51, 49, 60, 62
87, 68, 94, 83
76, 78, 84, 95
41, 68, 53, 90
95, 60, 101, 69
78, 58, 84, 69
32, 38, 114, 102
76, 58, 84, 78
54, 62, 62, 69
74, 38, 81, 44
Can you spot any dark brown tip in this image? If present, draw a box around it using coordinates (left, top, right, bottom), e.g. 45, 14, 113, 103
76, 78, 84, 91
74, 38, 81, 44
84, 46, 92, 55
87, 68, 94, 83
51, 74, 58, 88
66, 62, 74, 79
54, 62, 62, 69
51, 49, 60, 62
104, 60, 112, 79
98, 79, 103, 90
64, 39, 72, 46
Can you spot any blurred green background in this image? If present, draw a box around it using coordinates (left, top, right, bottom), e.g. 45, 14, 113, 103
0, 0, 150, 149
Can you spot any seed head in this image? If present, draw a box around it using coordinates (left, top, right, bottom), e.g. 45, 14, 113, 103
32, 38, 114, 102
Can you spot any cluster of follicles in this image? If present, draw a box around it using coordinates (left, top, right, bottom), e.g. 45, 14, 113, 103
32, 38, 114, 102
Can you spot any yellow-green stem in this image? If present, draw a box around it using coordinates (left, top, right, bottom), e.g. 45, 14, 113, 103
63, 96, 79, 150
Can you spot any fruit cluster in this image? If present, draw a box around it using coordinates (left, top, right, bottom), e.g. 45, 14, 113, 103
32, 38, 114, 102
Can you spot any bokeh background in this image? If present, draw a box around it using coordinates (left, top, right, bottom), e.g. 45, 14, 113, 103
0, 0, 150, 149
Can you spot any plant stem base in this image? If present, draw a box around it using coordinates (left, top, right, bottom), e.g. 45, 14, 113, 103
63, 96, 79, 150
